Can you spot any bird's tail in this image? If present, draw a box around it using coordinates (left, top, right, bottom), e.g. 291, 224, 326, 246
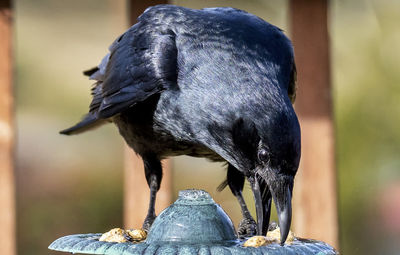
59, 112, 107, 135
216, 179, 228, 192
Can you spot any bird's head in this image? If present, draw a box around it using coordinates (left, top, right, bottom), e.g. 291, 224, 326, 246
231, 105, 300, 244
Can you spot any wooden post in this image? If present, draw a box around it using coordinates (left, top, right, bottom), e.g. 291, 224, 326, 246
290, 0, 339, 248
124, 0, 172, 229
0, 0, 15, 254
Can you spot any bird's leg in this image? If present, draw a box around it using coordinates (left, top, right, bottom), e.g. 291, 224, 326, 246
225, 164, 257, 238
141, 153, 162, 232
258, 177, 272, 236
248, 175, 264, 235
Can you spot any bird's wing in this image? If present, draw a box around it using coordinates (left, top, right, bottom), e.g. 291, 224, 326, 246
94, 24, 177, 119
288, 61, 297, 104
60, 21, 177, 135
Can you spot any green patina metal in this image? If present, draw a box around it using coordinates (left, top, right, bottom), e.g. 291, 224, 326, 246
49, 189, 338, 255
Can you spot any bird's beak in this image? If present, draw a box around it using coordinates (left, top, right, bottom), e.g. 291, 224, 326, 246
259, 171, 293, 245
273, 182, 292, 245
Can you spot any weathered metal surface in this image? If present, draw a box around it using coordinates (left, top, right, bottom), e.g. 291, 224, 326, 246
49, 190, 337, 255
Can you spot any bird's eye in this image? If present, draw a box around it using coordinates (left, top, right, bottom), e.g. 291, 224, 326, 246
258, 149, 269, 162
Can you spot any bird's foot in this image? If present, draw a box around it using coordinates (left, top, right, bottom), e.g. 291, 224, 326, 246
268, 221, 278, 231
237, 217, 257, 238
142, 213, 156, 232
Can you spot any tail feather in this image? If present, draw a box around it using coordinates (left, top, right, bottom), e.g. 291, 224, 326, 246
60, 113, 107, 135
83, 67, 99, 77
216, 179, 228, 192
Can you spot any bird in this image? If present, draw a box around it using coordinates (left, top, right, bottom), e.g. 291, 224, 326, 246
60, 4, 300, 244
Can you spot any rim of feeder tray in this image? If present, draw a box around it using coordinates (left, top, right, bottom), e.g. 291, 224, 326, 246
49, 189, 339, 255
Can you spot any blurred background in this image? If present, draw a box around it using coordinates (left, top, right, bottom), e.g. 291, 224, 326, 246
12, 0, 400, 254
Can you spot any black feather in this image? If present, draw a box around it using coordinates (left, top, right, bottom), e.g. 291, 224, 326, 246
59, 112, 107, 135
83, 67, 99, 77
61, 5, 301, 238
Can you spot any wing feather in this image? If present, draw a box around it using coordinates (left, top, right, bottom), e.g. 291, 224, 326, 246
60, 11, 178, 135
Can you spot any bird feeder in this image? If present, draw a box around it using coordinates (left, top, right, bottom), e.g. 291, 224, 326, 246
49, 189, 337, 254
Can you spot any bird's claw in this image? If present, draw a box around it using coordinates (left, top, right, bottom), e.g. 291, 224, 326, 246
142, 213, 156, 232
237, 217, 258, 238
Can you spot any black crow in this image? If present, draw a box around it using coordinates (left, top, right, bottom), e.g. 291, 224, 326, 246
61, 5, 300, 244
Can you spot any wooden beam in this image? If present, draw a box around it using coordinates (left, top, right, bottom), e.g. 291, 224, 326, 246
290, 0, 339, 248
124, 0, 172, 230
0, 0, 16, 254
127, 0, 168, 25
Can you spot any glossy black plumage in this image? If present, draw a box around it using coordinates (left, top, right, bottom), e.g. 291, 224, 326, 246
61, 5, 300, 243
